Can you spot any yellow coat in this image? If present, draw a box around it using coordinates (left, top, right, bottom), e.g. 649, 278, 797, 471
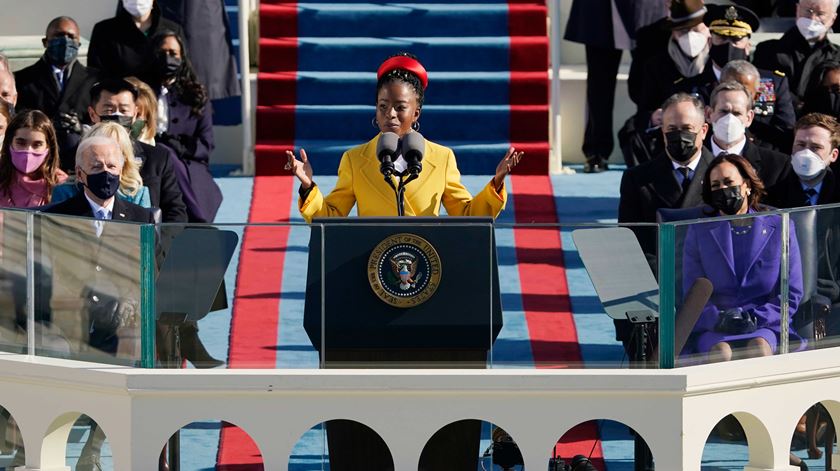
299, 135, 507, 222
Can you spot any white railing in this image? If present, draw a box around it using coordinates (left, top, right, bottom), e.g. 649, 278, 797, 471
4, 347, 840, 470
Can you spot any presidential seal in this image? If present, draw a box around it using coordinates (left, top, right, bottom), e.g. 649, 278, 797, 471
368, 233, 442, 308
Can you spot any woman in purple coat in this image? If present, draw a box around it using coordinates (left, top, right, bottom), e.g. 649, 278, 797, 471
146, 30, 222, 223
683, 153, 803, 362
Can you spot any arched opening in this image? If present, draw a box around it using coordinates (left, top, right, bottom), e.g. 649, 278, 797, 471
790, 401, 839, 470
161, 420, 264, 470
419, 419, 524, 471
289, 419, 393, 470
0, 406, 24, 470
552, 419, 653, 470
65, 414, 112, 471
702, 412, 773, 470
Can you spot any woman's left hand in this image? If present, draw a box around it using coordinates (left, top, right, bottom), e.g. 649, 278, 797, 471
493, 147, 524, 189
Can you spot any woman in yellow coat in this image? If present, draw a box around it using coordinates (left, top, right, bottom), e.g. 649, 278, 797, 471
285, 53, 524, 222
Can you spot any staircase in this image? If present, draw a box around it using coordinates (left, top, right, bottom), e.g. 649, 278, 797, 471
256, 0, 549, 176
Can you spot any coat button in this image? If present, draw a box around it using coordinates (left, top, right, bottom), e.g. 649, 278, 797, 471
172, 118, 179, 124
95, 265, 102, 272
92, 295, 99, 302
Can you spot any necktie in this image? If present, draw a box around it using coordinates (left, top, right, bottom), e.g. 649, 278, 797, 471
55, 69, 64, 92
805, 188, 818, 206
94, 209, 106, 237
678, 167, 692, 194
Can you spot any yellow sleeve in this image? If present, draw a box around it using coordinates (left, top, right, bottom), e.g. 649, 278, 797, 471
298, 152, 357, 223
440, 148, 507, 218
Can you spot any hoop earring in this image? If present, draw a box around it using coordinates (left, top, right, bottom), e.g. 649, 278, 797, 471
371, 117, 379, 130
411, 121, 420, 132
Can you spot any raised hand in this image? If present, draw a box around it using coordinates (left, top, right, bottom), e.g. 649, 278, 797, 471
285, 148, 314, 189
493, 147, 524, 189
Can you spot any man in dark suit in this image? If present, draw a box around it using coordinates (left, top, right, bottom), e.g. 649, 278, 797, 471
619, 93, 714, 251
704, 81, 792, 202
87, 0, 184, 79
14, 16, 100, 172
565, 0, 668, 172
41, 135, 154, 471
766, 113, 840, 208
753, 0, 840, 114
618, 92, 715, 349
41, 135, 154, 354
87, 78, 187, 223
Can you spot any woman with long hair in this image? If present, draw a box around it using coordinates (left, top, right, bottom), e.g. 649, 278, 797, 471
684, 153, 804, 362
0, 110, 67, 208
145, 30, 221, 223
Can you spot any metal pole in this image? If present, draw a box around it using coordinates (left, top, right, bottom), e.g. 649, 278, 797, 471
239, 0, 255, 175
548, 0, 563, 174
26, 213, 34, 355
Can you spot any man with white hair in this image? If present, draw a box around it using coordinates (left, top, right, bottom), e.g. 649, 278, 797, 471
41, 134, 154, 471
754, 0, 840, 112
43, 135, 153, 224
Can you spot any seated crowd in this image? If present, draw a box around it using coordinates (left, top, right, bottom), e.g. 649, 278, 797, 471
0, 1, 230, 374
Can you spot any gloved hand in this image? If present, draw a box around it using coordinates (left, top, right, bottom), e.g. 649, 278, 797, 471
55, 112, 82, 134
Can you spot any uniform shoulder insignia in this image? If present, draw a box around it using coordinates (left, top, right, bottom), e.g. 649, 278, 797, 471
773, 70, 785, 77
673, 77, 684, 84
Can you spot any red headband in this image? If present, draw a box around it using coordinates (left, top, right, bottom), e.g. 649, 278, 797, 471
377, 56, 428, 90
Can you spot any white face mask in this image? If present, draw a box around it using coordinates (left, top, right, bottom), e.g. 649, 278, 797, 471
713, 113, 746, 147
796, 17, 827, 42
677, 31, 708, 58
123, 0, 154, 18
792, 148, 827, 179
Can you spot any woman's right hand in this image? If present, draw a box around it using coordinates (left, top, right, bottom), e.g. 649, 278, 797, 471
285, 148, 313, 189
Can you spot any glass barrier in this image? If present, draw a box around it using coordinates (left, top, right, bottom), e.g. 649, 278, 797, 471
492, 222, 660, 369
153, 222, 315, 369
6, 203, 840, 371
665, 210, 792, 367
32, 212, 155, 366
0, 209, 33, 355
782, 204, 840, 354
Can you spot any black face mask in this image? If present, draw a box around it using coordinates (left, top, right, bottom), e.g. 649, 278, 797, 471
709, 43, 748, 67
84, 170, 121, 200
807, 87, 840, 118
665, 129, 699, 163
45, 36, 80, 66
98, 113, 134, 131
158, 55, 182, 78
710, 186, 745, 215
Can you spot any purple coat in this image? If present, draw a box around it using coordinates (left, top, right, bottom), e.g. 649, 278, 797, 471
160, 92, 222, 222
682, 214, 804, 354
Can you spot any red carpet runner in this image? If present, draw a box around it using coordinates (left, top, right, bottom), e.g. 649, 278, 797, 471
511, 175, 604, 467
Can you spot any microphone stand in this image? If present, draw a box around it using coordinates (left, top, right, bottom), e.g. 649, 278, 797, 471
383, 171, 420, 217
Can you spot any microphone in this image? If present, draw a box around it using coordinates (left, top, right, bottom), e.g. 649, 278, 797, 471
376, 132, 399, 177
402, 131, 425, 176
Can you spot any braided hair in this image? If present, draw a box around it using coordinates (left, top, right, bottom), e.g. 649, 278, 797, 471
376, 52, 425, 108
148, 31, 208, 117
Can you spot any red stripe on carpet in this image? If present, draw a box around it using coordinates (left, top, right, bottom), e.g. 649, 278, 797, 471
510, 175, 604, 463
217, 173, 292, 467
219, 2, 298, 464
217, 422, 266, 470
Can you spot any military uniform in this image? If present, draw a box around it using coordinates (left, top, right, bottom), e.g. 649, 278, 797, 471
750, 69, 795, 152
753, 27, 840, 113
